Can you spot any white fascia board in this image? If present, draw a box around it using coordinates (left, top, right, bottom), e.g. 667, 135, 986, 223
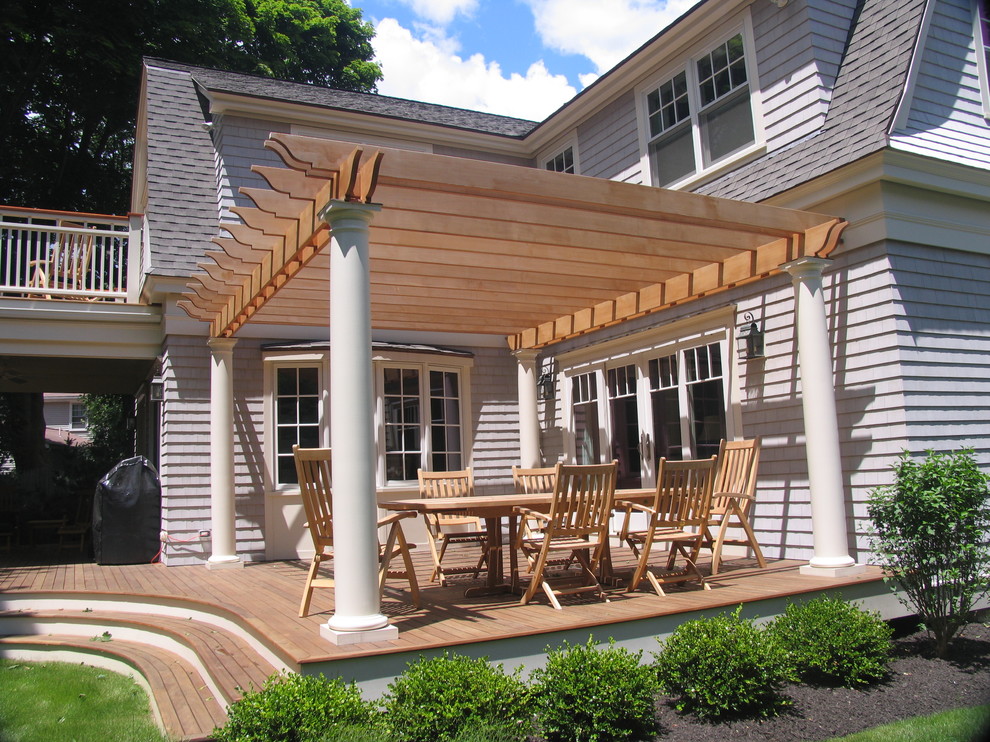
205, 91, 532, 159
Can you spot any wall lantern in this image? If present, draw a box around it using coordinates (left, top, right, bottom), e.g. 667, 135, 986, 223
537, 371, 556, 400
738, 312, 765, 359
150, 378, 165, 402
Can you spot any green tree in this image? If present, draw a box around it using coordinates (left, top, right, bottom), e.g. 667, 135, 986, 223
868, 450, 990, 658
81, 393, 135, 475
0, 0, 381, 214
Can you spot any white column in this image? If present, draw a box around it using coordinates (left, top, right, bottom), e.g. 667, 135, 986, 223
515, 349, 541, 468
207, 337, 242, 569
783, 257, 863, 576
318, 200, 397, 644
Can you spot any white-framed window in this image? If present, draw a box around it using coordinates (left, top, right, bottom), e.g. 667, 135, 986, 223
377, 355, 472, 485
70, 402, 88, 431
641, 26, 761, 188
544, 145, 577, 174
272, 363, 324, 486
976, 0, 990, 117
559, 311, 737, 489
264, 344, 473, 490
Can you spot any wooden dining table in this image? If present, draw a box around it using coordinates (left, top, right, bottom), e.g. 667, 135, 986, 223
383, 488, 654, 597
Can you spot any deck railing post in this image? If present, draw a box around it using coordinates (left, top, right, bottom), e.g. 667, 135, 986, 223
783, 257, 864, 577
319, 199, 397, 644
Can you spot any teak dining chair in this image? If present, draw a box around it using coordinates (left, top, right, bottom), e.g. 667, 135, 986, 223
513, 461, 617, 609
294, 446, 419, 617
417, 467, 488, 586
511, 464, 557, 540
616, 456, 717, 596
706, 438, 766, 574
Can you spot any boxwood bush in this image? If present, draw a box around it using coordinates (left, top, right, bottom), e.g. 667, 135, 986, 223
653, 606, 793, 720
529, 638, 659, 742
213, 672, 374, 742
766, 595, 893, 687
378, 652, 532, 742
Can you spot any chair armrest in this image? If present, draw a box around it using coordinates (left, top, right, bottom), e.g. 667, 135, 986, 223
513, 506, 549, 522
615, 500, 655, 515
377, 510, 417, 527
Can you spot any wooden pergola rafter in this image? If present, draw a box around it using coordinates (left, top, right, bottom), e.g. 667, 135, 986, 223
178, 134, 848, 349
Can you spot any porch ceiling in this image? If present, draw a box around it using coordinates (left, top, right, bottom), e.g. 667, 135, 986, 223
178, 134, 847, 350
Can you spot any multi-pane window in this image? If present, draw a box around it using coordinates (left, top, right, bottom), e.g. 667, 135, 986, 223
648, 354, 683, 461
70, 402, 88, 431
683, 343, 726, 458
545, 146, 575, 173
572, 372, 601, 464
430, 370, 462, 471
646, 32, 756, 187
383, 365, 465, 482
274, 366, 321, 485
383, 367, 422, 482
607, 365, 641, 487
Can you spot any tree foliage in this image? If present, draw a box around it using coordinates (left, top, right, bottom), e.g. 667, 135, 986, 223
868, 449, 990, 658
80, 393, 135, 475
0, 0, 381, 214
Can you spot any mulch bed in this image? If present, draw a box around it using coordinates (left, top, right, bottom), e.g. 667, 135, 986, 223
654, 618, 990, 741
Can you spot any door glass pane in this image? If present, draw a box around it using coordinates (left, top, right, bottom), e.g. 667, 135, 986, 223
607, 365, 641, 488
649, 354, 683, 461
571, 372, 601, 464
383, 367, 421, 481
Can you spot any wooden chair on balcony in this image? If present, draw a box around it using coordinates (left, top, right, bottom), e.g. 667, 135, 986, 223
29, 222, 97, 299
513, 461, 617, 609
706, 437, 767, 575
417, 467, 488, 586
294, 446, 419, 617
616, 456, 717, 596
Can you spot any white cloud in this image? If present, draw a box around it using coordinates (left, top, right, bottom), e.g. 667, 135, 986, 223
395, 0, 479, 25
372, 18, 576, 120
522, 0, 699, 74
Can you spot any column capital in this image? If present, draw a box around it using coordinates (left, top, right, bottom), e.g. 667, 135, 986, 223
319, 200, 382, 226
781, 256, 830, 280
512, 348, 541, 364
207, 336, 238, 352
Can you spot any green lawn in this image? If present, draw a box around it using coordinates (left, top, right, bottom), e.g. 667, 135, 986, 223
830, 705, 990, 742
0, 659, 170, 742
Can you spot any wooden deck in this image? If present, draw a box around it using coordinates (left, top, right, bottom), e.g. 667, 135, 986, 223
0, 546, 894, 741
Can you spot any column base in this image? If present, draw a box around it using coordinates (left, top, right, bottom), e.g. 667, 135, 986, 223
321, 623, 398, 645
206, 556, 243, 570
799, 562, 867, 578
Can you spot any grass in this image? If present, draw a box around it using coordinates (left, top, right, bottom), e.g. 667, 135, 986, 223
0, 659, 170, 742
830, 704, 990, 742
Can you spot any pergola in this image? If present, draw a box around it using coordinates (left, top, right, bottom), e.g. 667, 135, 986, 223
180, 134, 861, 642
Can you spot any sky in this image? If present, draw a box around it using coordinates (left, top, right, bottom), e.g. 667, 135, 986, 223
348, 0, 701, 121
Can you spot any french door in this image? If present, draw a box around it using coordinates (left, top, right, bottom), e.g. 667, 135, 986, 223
567, 340, 729, 489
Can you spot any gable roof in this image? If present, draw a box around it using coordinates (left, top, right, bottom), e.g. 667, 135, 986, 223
697, 0, 928, 202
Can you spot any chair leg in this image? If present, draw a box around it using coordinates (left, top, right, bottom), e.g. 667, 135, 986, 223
299, 553, 322, 618
398, 530, 420, 608
520, 548, 550, 606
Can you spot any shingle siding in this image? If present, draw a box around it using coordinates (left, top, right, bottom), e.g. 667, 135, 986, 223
890, 0, 990, 167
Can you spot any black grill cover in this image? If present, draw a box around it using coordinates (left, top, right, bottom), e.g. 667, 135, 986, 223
92, 456, 161, 565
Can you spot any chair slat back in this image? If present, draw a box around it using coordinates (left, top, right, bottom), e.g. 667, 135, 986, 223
418, 468, 475, 525
712, 438, 761, 514
652, 457, 718, 529
512, 466, 556, 494
546, 461, 617, 539
293, 445, 334, 547
53, 222, 95, 291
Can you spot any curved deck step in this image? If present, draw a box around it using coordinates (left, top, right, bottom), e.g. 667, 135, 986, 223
0, 634, 226, 742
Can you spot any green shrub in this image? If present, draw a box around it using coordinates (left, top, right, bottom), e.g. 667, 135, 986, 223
868, 449, 990, 657
529, 637, 659, 742
378, 653, 532, 742
213, 672, 374, 742
766, 595, 892, 687
653, 606, 793, 720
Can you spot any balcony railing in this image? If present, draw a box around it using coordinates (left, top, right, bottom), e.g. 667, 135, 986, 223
0, 206, 133, 301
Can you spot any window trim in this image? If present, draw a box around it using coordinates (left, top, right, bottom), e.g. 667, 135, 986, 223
636, 15, 765, 190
